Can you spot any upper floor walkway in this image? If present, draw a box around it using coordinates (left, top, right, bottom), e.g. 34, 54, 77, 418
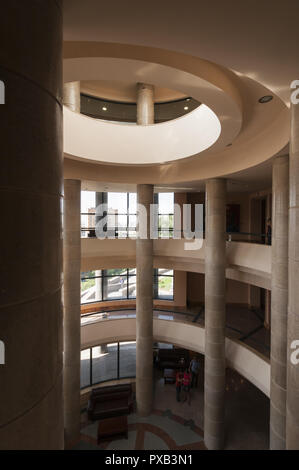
81, 239, 271, 290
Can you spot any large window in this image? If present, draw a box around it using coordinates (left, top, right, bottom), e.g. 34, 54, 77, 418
81, 268, 174, 304
80, 341, 136, 389
81, 268, 136, 304
154, 268, 174, 300
80, 191, 137, 238
80, 190, 174, 238
157, 192, 174, 238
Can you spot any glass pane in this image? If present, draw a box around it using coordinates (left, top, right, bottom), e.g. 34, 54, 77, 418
117, 230, 128, 238
159, 214, 173, 229
158, 276, 174, 300
117, 215, 128, 229
103, 275, 128, 300
129, 215, 136, 229
107, 213, 117, 231
128, 268, 136, 274
92, 343, 118, 384
80, 349, 91, 388
128, 275, 136, 298
81, 190, 96, 213
129, 193, 137, 213
108, 192, 127, 213
81, 270, 102, 304
119, 341, 136, 378
81, 277, 103, 304
158, 192, 174, 214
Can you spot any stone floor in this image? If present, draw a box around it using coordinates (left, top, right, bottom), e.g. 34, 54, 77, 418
77, 363, 269, 450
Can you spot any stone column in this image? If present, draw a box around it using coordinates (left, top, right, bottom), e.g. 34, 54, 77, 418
0, 1, 63, 449
204, 179, 227, 450
63, 81, 80, 113
270, 155, 289, 449
137, 83, 154, 125
286, 101, 299, 449
136, 184, 154, 416
63, 180, 81, 448
135, 83, 154, 416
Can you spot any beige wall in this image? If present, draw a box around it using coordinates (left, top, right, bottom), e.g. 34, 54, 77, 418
187, 272, 205, 305
187, 273, 249, 306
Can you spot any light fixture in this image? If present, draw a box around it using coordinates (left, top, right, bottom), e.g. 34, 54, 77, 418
258, 95, 273, 104
184, 106, 189, 110
102, 106, 107, 111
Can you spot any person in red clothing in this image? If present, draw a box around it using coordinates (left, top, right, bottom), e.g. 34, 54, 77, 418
182, 368, 192, 405
176, 369, 183, 402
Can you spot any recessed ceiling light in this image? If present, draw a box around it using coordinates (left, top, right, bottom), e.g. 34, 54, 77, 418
102, 106, 107, 111
186, 98, 191, 102
258, 95, 273, 104
184, 106, 189, 110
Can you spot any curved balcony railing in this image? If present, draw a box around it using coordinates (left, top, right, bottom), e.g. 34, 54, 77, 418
80, 308, 270, 397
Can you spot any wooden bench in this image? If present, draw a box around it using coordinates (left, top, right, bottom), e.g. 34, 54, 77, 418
97, 415, 128, 443
87, 384, 133, 421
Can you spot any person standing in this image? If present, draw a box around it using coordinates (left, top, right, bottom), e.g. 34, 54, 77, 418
190, 356, 200, 388
175, 369, 183, 402
183, 368, 191, 405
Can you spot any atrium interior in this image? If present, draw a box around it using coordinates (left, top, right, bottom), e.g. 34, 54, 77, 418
0, 0, 299, 452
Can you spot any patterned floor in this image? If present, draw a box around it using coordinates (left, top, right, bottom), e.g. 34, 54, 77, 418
77, 409, 206, 450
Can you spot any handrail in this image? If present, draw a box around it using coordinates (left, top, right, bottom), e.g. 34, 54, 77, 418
81, 307, 269, 355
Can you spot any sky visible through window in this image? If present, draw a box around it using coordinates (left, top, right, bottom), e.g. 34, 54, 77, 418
81, 191, 174, 214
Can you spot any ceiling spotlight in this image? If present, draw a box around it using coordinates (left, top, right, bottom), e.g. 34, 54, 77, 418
102, 106, 107, 111
258, 95, 273, 104
184, 106, 189, 110
186, 98, 191, 101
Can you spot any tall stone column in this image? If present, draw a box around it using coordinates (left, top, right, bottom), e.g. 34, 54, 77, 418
136, 184, 154, 416
63, 81, 80, 113
63, 180, 81, 448
0, 1, 63, 449
135, 83, 154, 416
286, 101, 299, 449
270, 155, 289, 450
204, 179, 227, 450
137, 83, 154, 125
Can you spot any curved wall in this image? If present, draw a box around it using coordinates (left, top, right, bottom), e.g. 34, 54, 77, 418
64, 103, 221, 164
81, 317, 270, 397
